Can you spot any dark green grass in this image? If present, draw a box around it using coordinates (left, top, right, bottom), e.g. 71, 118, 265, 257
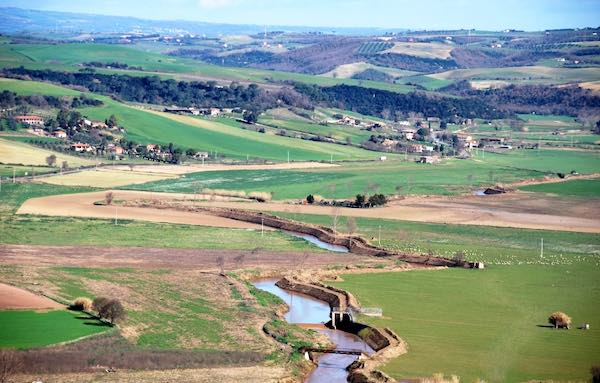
332, 265, 600, 382
0, 309, 109, 348
519, 178, 600, 197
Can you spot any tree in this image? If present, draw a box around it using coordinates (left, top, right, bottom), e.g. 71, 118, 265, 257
548, 311, 572, 329
105, 192, 114, 206
306, 194, 315, 204
594, 120, 600, 135
354, 194, 366, 208
68, 111, 82, 128
346, 217, 357, 234
45, 154, 57, 167
57, 109, 69, 127
0, 349, 23, 383
61, 161, 69, 170
98, 299, 125, 324
368, 193, 387, 207
242, 110, 258, 124
107, 114, 118, 129
92, 297, 110, 313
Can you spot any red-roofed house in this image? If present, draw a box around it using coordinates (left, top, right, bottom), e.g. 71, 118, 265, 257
14, 115, 44, 126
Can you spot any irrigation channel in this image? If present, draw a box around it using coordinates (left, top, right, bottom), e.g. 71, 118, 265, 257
283, 231, 349, 253
254, 279, 373, 382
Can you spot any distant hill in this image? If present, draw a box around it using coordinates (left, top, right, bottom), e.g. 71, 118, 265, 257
0, 7, 407, 37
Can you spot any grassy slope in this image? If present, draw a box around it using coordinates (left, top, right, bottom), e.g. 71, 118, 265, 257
0, 309, 109, 348
0, 137, 96, 167
0, 43, 416, 93
333, 265, 600, 382
0, 78, 385, 162
0, 182, 322, 252
124, 150, 600, 199
519, 178, 600, 197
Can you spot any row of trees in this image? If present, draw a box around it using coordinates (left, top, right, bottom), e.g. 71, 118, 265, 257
71, 296, 125, 325
3, 67, 270, 111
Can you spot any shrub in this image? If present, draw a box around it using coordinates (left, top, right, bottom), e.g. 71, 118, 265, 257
0, 349, 23, 383
71, 297, 92, 311
368, 193, 387, 207
248, 191, 272, 202
306, 194, 315, 204
548, 311, 572, 329
104, 192, 114, 206
591, 365, 600, 383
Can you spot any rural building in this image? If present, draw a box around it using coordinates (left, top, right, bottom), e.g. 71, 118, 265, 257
146, 144, 160, 152
338, 116, 357, 125
409, 144, 424, 153
424, 145, 434, 152
29, 127, 46, 136
53, 130, 67, 139
400, 128, 416, 140
108, 144, 124, 155
480, 137, 505, 147
417, 155, 441, 164
164, 107, 200, 115
14, 115, 44, 125
379, 156, 387, 161
91, 120, 108, 129
71, 143, 94, 152
193, 151, 209, 159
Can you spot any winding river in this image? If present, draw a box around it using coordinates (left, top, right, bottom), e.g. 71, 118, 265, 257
254, 279, 373, 383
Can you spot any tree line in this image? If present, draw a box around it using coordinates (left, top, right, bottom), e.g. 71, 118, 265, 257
294, 83, 509, 120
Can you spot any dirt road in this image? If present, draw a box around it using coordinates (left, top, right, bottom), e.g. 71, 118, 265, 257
17, 190, 600, 233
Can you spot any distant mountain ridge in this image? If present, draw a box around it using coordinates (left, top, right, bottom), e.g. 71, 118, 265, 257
0, 7, 407, 37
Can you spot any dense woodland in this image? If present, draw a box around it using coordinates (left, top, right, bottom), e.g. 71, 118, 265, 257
294, 83, 509, 120
442, 81, 600, 116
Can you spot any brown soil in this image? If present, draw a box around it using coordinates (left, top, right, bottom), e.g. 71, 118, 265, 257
0, 282, 63, 309
15, 366, 287, 383
0, 244, 378, 271
18, 189, 600, 233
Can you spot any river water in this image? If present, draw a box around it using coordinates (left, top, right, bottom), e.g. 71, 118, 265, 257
283, 231, 349, 253
253, 279, 373, 383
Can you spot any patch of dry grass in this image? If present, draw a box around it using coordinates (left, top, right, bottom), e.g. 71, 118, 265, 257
40, 169, 176, 187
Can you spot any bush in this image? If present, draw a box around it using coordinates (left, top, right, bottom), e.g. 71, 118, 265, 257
0, 349, 23, 383
248, 191, 272, 202
104, 192, 114, 206
71, 297, 92, 311
306, 194, 315, 204
368, 193, 387, 207
548, 311, 572, 329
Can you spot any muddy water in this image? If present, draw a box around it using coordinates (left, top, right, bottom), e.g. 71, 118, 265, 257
254, 279, 373, 383
283, 231, 349, 253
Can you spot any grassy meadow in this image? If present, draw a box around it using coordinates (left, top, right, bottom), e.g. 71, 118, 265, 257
332, 265, 600, 382
0, 137, 96, 168
519, 178, 600, 197
0, 78, 387, 162
0, 309, 109, 348
124, 149, 600, 199
0, 182, 323, 252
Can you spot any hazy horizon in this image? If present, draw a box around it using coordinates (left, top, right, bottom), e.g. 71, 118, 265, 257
0, 0, 599, 31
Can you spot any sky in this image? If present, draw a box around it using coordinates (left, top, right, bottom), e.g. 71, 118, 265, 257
1, 0, 599, 31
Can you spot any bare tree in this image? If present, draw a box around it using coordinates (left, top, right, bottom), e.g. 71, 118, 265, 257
128, 164, 135, 171
61, 161, 68, 170
45, 154, 57, 167
0, 349, 23, 383
105, 191, 114, 206
346, 217, 357, 235
216, 255, 225, 275
233, 254, 245, 269
331, 207, 340, 232
92, 297, 110, 312
98, 299, 125, 325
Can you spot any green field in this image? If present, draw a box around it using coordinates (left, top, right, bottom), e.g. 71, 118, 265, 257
0, 78, 386, 162
125, 150, 600, 199
519, 178, 600, 197
0, 309, 109, 348
0, 183, 326, 252
333, 265, 600, 382
0, 164, 56, 178
275, 212, 600, 265
0, 43, 416, 93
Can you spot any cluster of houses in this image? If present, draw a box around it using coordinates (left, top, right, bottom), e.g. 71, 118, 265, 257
164, 107, 233, 117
